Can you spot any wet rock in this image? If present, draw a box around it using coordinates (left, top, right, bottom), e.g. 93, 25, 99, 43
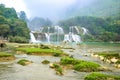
110, 57, 118, 63
49, 63, 54, 68
98, 66, 111, 71
83, 54, 88, 56
114, 64, 120, 68
99, 56, 104, 61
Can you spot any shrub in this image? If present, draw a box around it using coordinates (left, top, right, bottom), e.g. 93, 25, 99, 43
41, 60, 50, 64
53, 52, 61, 57
53, 63, 60, 68
9, 36, 28, 43
17, 59, 31, 66
56, 67, 63, 75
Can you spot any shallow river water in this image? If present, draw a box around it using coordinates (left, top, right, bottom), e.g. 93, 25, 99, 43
0, 42, 120, 80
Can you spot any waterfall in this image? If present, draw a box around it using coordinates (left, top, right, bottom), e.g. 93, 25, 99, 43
64, 34, 71, 42
74, 26, 80, 34
64, 33, 82, 43
54, 26, 64, 34
30, 26, 85, 43
71, 34, 82, 43
30, 32, 37, 43
82, 27, 88, 35
45, 33, 50, 43
30, 32, 41, 43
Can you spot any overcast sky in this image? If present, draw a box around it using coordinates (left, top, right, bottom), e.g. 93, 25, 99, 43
0, 0, 95, 20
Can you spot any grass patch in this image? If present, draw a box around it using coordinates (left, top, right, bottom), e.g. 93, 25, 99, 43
85, 72, 120, 80
0, 52, 14, 57
17, 59, 32, 66
16, 47, 66, 57
0, 52, 15, 61
60, 57, 100, 72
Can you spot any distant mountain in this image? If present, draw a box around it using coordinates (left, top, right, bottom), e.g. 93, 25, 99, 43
65, 0, 120, 19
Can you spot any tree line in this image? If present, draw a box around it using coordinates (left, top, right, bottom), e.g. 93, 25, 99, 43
0, 4, 30, 43
58, 16, 120, 42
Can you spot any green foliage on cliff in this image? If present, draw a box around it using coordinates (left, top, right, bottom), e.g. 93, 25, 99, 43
0, 4, 30, 43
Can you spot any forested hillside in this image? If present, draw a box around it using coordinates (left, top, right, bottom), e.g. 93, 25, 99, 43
0, 4, 30, 43
58, 16, 120, 42
65, 0, 120, 18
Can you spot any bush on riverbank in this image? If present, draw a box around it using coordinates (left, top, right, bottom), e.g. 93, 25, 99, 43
42, 60, 50, 64
17, 59, 32, 66
85, 72, 120, 80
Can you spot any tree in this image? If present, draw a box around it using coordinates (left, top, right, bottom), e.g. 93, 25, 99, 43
0, 24, 10, 38
19, 11, 27, 21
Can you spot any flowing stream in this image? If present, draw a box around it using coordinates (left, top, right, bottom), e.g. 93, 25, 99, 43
0, 42, 120, 80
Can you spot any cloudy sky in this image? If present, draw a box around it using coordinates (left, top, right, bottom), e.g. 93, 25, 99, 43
0, 0, 95, 20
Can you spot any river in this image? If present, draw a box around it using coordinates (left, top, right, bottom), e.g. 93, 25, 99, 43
0, 42, 120, 80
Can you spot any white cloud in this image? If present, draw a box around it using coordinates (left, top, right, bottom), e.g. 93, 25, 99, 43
0, 0, 31, 18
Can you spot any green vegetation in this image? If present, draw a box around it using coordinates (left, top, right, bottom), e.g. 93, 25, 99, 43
16, 47, 66, 57
66, 0, 120, 19
41, 60, 50, 64
17, 59, 31, 66
85, 72, 120, 80
51, 63, 64, 75
0, 52, 14, 57
74, 61, 100, 72
0, 4, 30, 43
0, 52, 15, 61
58, 16, 120, 42
60, 57, 100, 72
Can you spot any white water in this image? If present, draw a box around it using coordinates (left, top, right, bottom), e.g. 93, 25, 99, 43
64, 33, 82, 43
45, 33, 50, 43
71, 34, 82, 43
82, 27, 88, 35
30, 26, 87, 43
54, 26, 64, 34
30, 32, 40, 43
74, 26, 80, 34
64, 34, 71, 42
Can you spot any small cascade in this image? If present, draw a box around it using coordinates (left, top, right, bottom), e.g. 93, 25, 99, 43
71, 34, 82, 43
64, 33, 82, 43
54, 26, 64, 34
45, 33, 50, 43
30, 32, 39, 43
82, 27, 88, 35
64, 34, 71, 42
74, 26, 80, 34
